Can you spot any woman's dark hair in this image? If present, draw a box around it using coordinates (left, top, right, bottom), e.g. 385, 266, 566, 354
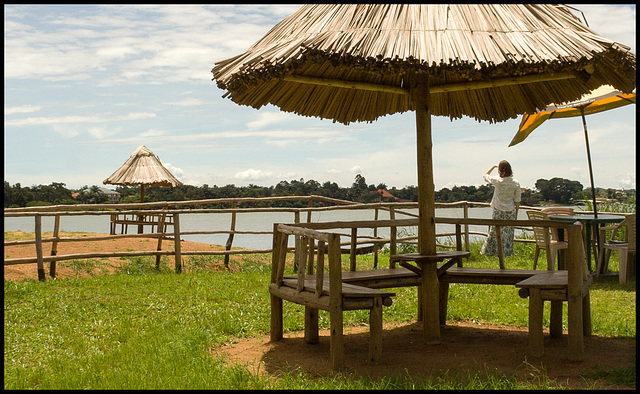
498, 160, 513, 177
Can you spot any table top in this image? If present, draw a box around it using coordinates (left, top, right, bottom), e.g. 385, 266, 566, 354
548, 213, 625, 224
390, 250, 470, 263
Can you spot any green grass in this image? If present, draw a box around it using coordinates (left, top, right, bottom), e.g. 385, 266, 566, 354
4, 240, 636, 389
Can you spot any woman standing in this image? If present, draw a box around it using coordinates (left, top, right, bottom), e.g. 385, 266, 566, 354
481, 160, 521, 258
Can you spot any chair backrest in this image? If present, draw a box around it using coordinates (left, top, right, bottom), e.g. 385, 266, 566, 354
526, 210, 552, 247
624, 214, 636, 252
541, 207, 574, 216
541, 207, 573, 241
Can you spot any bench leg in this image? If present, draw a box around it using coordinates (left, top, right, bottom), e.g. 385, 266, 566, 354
304, 306, 319, 344
417, 285, 423, 322
549, 300, 563, 338
421, 265, 441, 345
438, 282, 449, 326
582, 292, 592, 337
270, 294, 283, 342
528, 288, 544, 357
329, 302, 345, 370
368, 297, 382, 365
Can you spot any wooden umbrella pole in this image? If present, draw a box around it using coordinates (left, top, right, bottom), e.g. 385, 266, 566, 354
412, 77, 437, 255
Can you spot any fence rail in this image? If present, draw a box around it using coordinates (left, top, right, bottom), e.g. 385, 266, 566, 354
6, 196, 552, 281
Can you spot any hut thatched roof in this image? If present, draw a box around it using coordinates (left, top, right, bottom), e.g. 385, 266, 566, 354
212, 4, 636, 125
103, 145, 183, 188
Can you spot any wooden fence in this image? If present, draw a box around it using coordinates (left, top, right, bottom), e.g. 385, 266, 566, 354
5, 196, 541, 281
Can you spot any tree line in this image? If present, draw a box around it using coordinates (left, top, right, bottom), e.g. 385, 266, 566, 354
4, 176, 635, 209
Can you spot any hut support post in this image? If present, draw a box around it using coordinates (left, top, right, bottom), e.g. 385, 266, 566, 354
413, 79, 436, 255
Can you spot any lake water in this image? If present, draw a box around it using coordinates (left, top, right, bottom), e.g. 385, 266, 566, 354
4, 207, 530, 250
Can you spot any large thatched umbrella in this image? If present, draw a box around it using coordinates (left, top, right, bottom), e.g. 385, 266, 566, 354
104, 145, 183, 233
212, 4, 636, 256
104, 145, 183, 202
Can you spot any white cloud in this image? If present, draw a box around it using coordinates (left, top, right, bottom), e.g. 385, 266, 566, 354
163, 163, 185, 180
5, 112, 156, 127
234, 168, 273, 181
246, 112, 296, 129
4, 105, 42, 115
163, 97, 203, 107
139, 129, 166, 137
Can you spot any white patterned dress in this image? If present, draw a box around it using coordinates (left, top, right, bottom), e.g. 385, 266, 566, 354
481, 174, 521, 257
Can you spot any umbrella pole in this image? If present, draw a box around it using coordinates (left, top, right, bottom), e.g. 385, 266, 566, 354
413, 80, 437, 255
581, 108, 601, 272
580, 108, 598, 218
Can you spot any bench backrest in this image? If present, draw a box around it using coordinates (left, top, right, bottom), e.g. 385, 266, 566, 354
271, 223, 343, 300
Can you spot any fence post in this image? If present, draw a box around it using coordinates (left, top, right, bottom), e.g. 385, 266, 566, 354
35, 214, 45, 282
293, 210, 300, 272
373, 208, 379, 268
155, 205, 168, 270
350, 228, 357, 271
224, 202, 237, 270
496, 224, 505, 269
173, 213, 181, 273
389, 206, 397, 268
463, 202, 470, 252
50, 214, 61, 278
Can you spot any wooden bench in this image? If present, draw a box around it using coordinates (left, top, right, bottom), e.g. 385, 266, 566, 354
515, 223, 592, 361
270, 224, 396, 370
516, 271, 592, 358
438, 267, 546, 324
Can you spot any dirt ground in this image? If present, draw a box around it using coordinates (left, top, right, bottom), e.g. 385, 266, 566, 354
4, 232, 636, 389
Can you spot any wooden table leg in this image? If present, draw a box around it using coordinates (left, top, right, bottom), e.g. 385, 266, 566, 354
421, 263, 441, 345
528, 288, 544, 357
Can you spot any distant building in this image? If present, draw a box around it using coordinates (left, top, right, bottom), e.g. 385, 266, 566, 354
373, 189, 398, 202
99, 187, 121, 203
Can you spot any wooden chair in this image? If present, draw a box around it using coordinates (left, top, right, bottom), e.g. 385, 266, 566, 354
269, 224, 395, 371
527, 210, 569, 270
541, 207, 574, 241
598, 214, 636, 284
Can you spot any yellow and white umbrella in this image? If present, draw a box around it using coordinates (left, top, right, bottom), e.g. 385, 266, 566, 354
509, 85, 636, 216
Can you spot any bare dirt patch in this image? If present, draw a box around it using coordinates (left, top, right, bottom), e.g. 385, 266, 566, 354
3, 231, 242, 280
217, 321, 635, 389
5, 232, 635, 389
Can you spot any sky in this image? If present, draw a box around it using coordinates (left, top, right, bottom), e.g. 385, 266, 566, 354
4, 4, 636, 192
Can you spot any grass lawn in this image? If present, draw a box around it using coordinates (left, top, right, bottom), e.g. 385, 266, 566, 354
4, 239, 636, 389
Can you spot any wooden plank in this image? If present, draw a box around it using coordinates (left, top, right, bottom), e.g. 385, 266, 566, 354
281, 278, 395, 298
515, 271, 568, 288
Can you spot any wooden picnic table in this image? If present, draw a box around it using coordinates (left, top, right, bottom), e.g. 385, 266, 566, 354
390, 250, 470, 344
549, 213, 625, 273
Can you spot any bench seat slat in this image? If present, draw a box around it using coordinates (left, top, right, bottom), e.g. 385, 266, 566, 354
515, 271, 568, 288
281, 277, 395, 298
440, 267, 548, 285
